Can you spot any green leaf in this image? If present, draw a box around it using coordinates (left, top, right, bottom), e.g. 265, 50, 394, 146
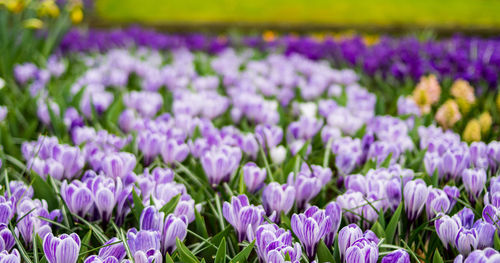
165, 253, 174, 263
385, 202, 402, 244
215, 237, 226, 263
230, 240, 255, 263
316, 240, 335, 263
380, 152, 393, 168
132, 189, 145, 223
371, 221, 385, 239
31, 174, 58, 211
194, 209, 209, 238
175, 237, 200, 263
79, 229, 92, 255
494, 230, 500, 250
431, 169, 439, 187
333, 234, 341, 263
159, 194, 181, 215
432, 249, 444, 263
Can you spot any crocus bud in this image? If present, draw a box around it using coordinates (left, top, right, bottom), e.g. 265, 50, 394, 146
324, 201, 342, 247
291, 206, 332, 260
262, 182, 295, 218
345, 238, 379, 263
126, 229, 161, 256
443, 186, 460, 211
463, 248, 500, 263
287, 172, 322, 210
160, 139, 189, 165
0, 224, 15, 252
243, 162, 266, 193
43, 233, 81, 263
140, 206, 164, 232
338, 224, 363, 259
270, 146, 287, 165
0, 249, 20, 263
426, 188, 450, 220
381, 249, 410, 263
97, 237, 126, 262
435, 214, 461, 249
473, 220, 495, 249
60, 180, 93, 218
404, 179, 429, 221
161, 214, 188, 254
455, 228, 478, 255
462, 168, 486, 202
223, 195, 265, 242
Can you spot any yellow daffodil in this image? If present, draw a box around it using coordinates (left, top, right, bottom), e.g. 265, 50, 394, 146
23, 18, 43, 29
70, 6, 83, 24
262, 30, 276, 42
38, 0, 60, 18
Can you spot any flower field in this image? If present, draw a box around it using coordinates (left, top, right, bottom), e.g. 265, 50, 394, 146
1, 2, 500, 263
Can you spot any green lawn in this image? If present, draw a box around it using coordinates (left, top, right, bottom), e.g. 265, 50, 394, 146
95, 0, 500, 28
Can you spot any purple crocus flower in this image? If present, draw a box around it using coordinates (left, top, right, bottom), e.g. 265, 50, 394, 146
140, 206, 164, 232
457, 248, 500, 263
160, 139, 189, 165
61, 180, 94, 217
403, 179, 429, 221
324, 201, 342, 247
255, 124, 283, 151
223, 195, 266, 242
161, 214, 188, 254
0, 197, 13, 224
43, 233, 81, 263
17, 198, 58, 245
102, 152, 136, 179
338, 224, 363, 259
126, 228, 161, 256
0, 224, 15, 252
287, 172, 322, 210
455, 228, 478, 255
255, 224, 295, 262
381, 249, 410, 263
345, 238, 379, 263
469, 142, 489, 169
0, 249, 20, 263
291, 206, 332, 260
426, 188, 451, 220
243, 162, 267, 193
262, 182, 295, 219
201, 145, 242, 187
462, 168, 486, 202
472, 220, 495, 249
443, 185, 460, 211
85, 174, 124, 224
97, 237, 126, 262
435, 214, 461, 249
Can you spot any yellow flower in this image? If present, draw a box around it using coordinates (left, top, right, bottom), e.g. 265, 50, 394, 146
23, 18, 43, 29
70, 6, 83, 24
415, 74, 441, 105
412, 87, 431, 114
6, 0, 26, 13
362, 35, 380, 46
478, 112, 492, 135
463, 119, 481, 143
262, 30, 276, 42
496, 93, 500, 113
38, 0, 59, 17
435, 99, 461, 130
451, 79, 475, 103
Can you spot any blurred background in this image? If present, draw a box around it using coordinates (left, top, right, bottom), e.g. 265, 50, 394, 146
92, 0, 500, 34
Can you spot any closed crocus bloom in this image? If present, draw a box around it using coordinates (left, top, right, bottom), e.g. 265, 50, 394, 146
140, 206, 164, 232
255, 224, 295, 262
262, 182, 295, 218
455, 228, 478, 255
345, 238, 379, 263
270, 145, 287, 164
435, 100, 461, 130
469, 142, 489, 169
174, 198, 196, 223
127, 229, 161, 256
223, 195, 265, 242
96, 237, 126, 262
381, 249, 410, 263
464, 248, 500, 263
133, 250, 162, 263
426, 188, 451, 220
404, 179, 429, 221
473, 219, 496, 249
160, 139, 189, 165
454, 208, 475, 229
43, 233, 81, 263
324, 201, 342, 247
462, 168, 486, 202
60, 180, 93, 217
0, 249, 20, 263
338, 224, 363, 259
201, 146, 240, 187
444, 186, 460, 210
0, 197, 13, 224
161, 214, 188, 254
255, 124, 283, 151
291, 206, 332, 260
243, 162, 267, 193
287, 172, 322, 210
102, 152, 136, 179
0, 224, 15, 252
86, 175, 124, 224
435, 214, 461, 249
